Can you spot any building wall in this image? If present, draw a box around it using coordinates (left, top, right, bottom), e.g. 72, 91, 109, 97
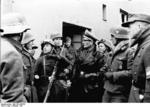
1, 0, 131, 58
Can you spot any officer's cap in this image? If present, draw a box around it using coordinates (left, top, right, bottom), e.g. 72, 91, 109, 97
122, 13, 150, 27
84, 30, 97, 41
110, 26, 129, 40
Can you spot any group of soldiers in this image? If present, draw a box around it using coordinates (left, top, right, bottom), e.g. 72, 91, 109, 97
0, 12, 150, 103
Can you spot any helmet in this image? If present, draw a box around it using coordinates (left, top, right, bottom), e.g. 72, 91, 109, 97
97, 39, 113, 51
110, 26, 129, 40
50, 33, 62, 40
1, 13, 30, 35
21, 31, 35, 44
41, 39, 54, 50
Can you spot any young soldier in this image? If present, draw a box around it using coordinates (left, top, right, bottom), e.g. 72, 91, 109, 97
103, 26, 133, 102
21, 31, 38, 102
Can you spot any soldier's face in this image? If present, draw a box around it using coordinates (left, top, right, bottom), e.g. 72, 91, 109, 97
82, 39, 93, 48
53, 37, 62, 46
111, 36, 117, 46
128, 22, 141, 39
98, 43, 106, 53
66, 39, 71, 47
28, 49, 35, 56
26, 40, 34, 50
43, 44, 52, 54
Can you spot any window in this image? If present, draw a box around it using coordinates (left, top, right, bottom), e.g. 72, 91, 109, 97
102, 4, 107, 21
120, 9, 128, 23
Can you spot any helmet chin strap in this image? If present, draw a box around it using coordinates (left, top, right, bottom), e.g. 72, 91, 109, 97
19, 32, 24, 42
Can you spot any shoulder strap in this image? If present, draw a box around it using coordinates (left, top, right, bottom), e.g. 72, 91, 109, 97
43, 56, 46, 76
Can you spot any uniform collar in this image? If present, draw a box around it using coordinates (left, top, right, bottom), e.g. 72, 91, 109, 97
131, 25, 150, 47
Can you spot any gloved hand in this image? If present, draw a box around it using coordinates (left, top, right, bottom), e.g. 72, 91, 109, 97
35, 75, 39, 79
67, 80, 71, 87
64, 69, 69, 74
104, 72, 113, 80
48, 76, 54, 82
80, 71, 85, 78
139, 94, 144, 102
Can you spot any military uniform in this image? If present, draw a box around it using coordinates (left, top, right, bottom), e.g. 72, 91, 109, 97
34, 51, 57, 102
48, 45, 71, 102
1, 13, 30, 103
71, 30, 105, 102
103, 27, 133, 102
34, 39, 57, 102
21, 31, 38, 102
0, 37, 27, 103
22, 47, 37, 102
122, 14, 150, 102
97, 39, 114, 101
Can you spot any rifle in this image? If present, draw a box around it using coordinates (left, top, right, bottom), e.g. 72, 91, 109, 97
43, 61, 58, 103
43, 45, 65, 103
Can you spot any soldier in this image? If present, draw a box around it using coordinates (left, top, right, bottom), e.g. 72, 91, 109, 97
48, 33, 71, 102
34, 39, 55, 102
97, 39, 113, 63
40, 39, 54, 57
97, 39, 113, 54
96, 39, 113, 102
122, 13, 150, 102
21, 31, 38, 102
1, 13, 29, 102
29, 45, 38, 57
62, 36, 77, 101
102, 27, 133, 102
73, 30, 105, 102
63, 36, 77, 83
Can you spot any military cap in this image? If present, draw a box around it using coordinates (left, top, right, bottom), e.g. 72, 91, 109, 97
21, 31, 35, 44
50, 33, 62, 40
122, 13, 150, 27
110, 26, 129, 40
84, 30, 97, 41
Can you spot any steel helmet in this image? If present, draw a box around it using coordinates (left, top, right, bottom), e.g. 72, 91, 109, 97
97, 39, 113, 52
50, 33, 62, 40
21, 31, 35, 44
1, 12, 30, 35
110, 26, 129, 40
41, 39, 54, 46
41, 39, 54, 50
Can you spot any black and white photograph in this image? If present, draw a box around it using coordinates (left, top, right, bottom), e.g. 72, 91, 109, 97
0, 0, 150, 106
